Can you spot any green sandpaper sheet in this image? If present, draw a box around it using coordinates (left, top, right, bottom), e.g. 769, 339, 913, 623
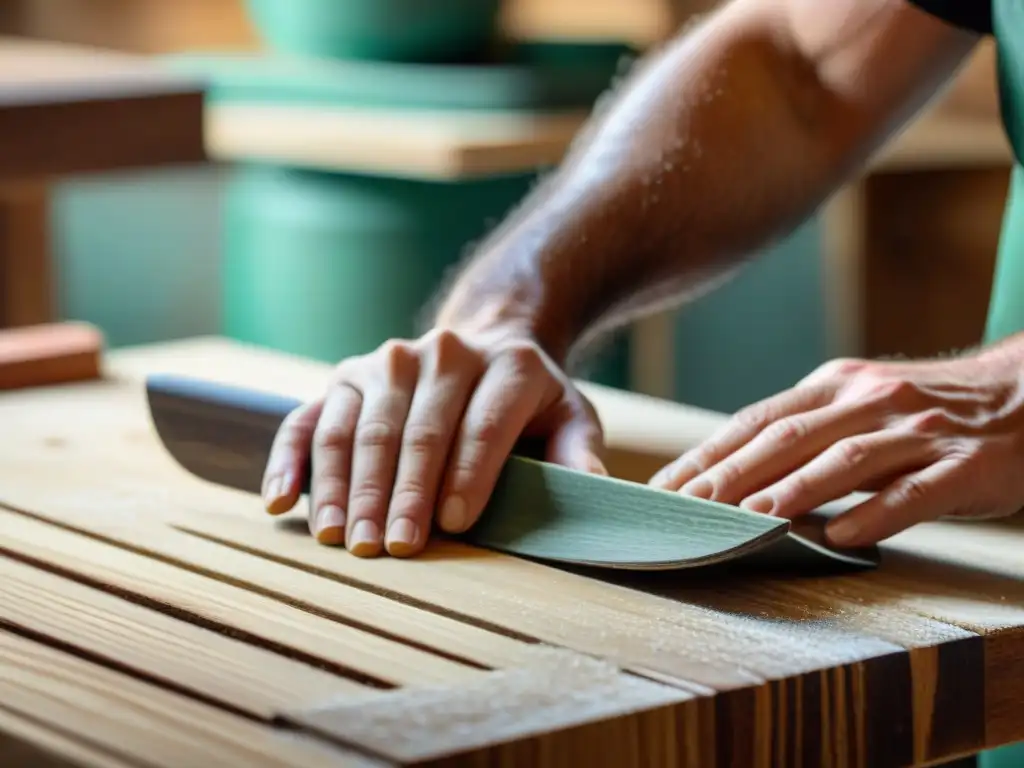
145, 374, 879, 572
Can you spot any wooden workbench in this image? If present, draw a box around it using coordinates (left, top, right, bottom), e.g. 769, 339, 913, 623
1, 335, 1023, 766
0, 37, 205, 329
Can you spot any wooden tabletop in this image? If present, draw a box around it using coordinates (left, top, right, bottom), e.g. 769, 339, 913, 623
0, 37, 206, 180
2, 335, 1024, 766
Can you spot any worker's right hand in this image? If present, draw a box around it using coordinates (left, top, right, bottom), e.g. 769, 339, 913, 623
259, 327, 606, 558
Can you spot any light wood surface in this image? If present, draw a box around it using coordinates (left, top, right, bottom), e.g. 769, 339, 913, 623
1, 335, 1024, 765
205, 104, 590, 180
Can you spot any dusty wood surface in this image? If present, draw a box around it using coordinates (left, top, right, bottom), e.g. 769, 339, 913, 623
1, 336, 1024, 766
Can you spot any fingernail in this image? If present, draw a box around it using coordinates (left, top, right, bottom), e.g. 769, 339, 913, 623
264, 472, 293, 514
438, 495, 467, 532
386, 518, 420, 557
826, 515, 860, 546
312, 505, 346, 545
680, 478, 713, 499
348, 519, 382, 557
740, 495, 775, 515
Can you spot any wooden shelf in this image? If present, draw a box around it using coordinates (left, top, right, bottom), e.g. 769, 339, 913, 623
205, 103, 589, 180
0, 36, 206, 180
871, 111, 1013, 173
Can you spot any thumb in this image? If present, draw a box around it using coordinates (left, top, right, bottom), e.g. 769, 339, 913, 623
543, 401, 608, 476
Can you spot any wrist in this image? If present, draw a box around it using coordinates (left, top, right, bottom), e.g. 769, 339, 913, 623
433, 293, 578, 366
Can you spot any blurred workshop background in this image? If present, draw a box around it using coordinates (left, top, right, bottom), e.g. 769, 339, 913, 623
0, 0, 1011, 415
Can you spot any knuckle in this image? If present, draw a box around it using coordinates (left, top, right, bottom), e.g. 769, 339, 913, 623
427, 328, 480, 375
314, 421, 355, 451
388, 486, 431, 514
893, 476, 929, 507
864, 377, 921, 405
832, 438, 871, 469
377, 339, 418, 379
765, 417, 806, 447
907, 407, 955, 434
355, 419, 402, 449
710, 460, 742, 491
734, 406, 772, 435
500, 342, 546, 377
401, 423, 447, 454
429, 327, 468, 356
779, 473, 810, 503
815, 357, 866, 380
347, 485, 389, 512
468, 414, 504, 447
311, 475, 348, 506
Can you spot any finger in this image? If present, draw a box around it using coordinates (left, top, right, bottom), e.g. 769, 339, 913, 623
345, 350, 419, 557
540, 395, 606, 474
385, 355, 481, 557
262, 398, 324, 515
737, 430, 937, 520
307, 384, 362, 545
436, 350, 552, 534
680, 399, 884, 506
824, 458, 965, 547
649, 383, 834, 492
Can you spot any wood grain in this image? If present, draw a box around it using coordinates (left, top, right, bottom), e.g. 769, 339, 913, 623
0, 508, 484, 690
0, 707, 136, 768
0, 553, 362, 717
0, 629, 378, 767
6, 337, 1024, 765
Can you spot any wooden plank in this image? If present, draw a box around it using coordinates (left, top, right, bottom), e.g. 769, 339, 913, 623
0, 629, 380, 768
0, 553, 363, 717
0, 322, 103, 387
0, 707, 135, 768
205, 103, 588, 181
0, 508, 485, 690
0, 464, 902, 694
284, 651, 693, 766
0, 491, 542, 671
0, 37, 205, 180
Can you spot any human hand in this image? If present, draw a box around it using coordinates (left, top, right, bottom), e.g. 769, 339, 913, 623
649, 345, 1024, 547
259, 327, 606, 557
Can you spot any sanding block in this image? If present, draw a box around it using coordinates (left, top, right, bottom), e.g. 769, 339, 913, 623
144, 373, 879, 572
0, 321, 103, 390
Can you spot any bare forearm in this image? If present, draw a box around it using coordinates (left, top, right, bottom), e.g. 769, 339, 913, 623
433, 0, 977, 365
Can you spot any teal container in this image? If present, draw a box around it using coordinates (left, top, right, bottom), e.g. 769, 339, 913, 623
222, 163, 633, 388
243, 0, 502, 63
209, 41, 637, 389
222, 163, 536, 361
983, 743, 1024, 766
165, 43, 636, 113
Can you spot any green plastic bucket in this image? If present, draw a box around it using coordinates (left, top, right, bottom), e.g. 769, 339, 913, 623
164, 43, 636, 112
222, 163, 537, 361
204, 42, 637, 388
243, 0, 502, 63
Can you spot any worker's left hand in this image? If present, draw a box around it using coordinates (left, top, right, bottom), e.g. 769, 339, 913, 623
649, 338, 1024, 547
